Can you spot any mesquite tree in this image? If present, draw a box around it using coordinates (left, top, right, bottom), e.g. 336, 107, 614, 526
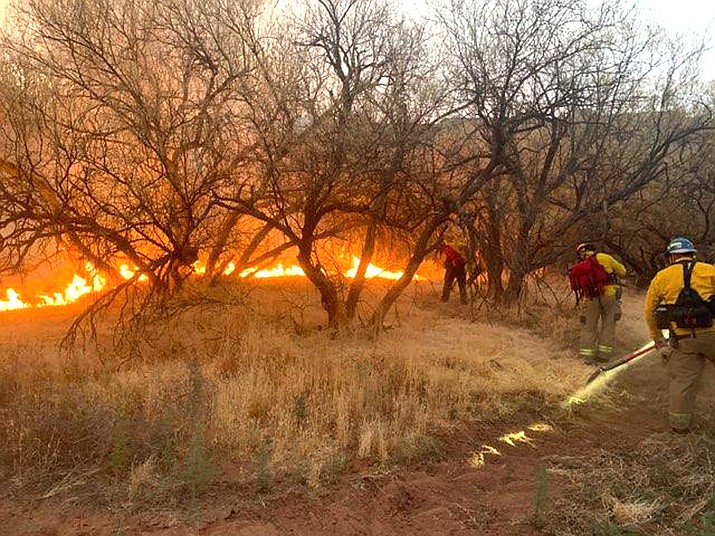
217, 0, 454, 328
0, 0, 712, 333
0, 0, 260, 295
437, 0, 712, 302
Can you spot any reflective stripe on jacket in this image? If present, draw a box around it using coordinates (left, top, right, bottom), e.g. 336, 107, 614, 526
644, 259, 715, 339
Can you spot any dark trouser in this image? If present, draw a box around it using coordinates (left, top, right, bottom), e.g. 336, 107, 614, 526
442, 263, 467, 304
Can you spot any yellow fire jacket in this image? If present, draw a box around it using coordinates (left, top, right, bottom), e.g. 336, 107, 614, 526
592, 252, 627, 299
644, 259, 715, 339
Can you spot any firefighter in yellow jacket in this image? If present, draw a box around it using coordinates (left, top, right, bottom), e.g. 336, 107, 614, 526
574, 243, 627, 363
644, 237, 715, 434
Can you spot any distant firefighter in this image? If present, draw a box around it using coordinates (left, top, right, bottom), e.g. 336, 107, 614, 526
569, 242, 627, 364
441, 243, 468, 305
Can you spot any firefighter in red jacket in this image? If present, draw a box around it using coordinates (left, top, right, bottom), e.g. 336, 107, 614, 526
572, 242, 627, 363
441, 243, 468, 304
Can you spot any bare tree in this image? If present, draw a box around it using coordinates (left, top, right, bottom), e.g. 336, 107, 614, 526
217, 0, 455, 329
2, 0, 711, 336
437, 0, 712, 303
602, 85, 715, 278
0, 0, 261, 298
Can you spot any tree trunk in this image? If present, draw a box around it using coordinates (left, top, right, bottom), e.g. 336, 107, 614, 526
345, 220, 378, 320
483, 199, 505, 301
370, 217, 444, 329
503, 223, 531, 304
504, 269, 526, 304
297, 246, 346, 330
206, 212, 240, 277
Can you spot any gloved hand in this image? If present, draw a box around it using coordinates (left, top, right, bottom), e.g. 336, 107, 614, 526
615, 286, 623, 301
654, 336, 672, 361
654, 336, 669, 349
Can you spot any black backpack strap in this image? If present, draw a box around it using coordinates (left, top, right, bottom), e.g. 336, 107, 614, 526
682, 261, 695, 289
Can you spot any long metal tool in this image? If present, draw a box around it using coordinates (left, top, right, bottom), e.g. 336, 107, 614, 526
585, 341, 657, 385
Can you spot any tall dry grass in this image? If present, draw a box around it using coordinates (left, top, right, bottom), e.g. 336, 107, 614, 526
0, 279, 595, 502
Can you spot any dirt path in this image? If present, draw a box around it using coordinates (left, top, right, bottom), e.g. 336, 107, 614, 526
2, 358, 676, 536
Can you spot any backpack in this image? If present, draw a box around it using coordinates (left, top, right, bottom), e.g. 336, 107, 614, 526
569, 254, 611, 301
660, 262, 714, 330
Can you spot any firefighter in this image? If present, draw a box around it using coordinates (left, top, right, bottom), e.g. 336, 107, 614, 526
644, 237, 715, 434
573, 242, 627, 363
440, 243, 468, 305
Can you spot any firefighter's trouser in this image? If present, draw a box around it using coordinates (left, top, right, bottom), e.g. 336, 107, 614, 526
664, 332, 715, 432
442, 263, 467, 304
579, 295, 621, 360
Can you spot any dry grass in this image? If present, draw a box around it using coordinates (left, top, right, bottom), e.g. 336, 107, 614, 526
546, 432, 715, 535
0, 279, 594, 505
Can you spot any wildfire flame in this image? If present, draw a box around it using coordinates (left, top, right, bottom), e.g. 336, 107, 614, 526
0, 255, 421, 312
0, 289, 29, 311
119, 264, 149, 282
239, 263, 306, 279
1, 263, 108, 311
344, 256, 407, 280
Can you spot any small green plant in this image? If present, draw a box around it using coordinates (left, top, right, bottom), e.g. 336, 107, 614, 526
254, 441, 272, 494
701, 494, 715, 534
157, 420, 177, 468
181, 428, 215, 497
180, 361, 215, 498
685, 493, 715, 536
110, 412, 129, 474
293, 393, 308, 427
414, 435, 445, 463
531, 465, 550, 529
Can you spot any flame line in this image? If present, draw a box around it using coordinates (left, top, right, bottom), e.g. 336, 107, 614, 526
1, 257, 424, 311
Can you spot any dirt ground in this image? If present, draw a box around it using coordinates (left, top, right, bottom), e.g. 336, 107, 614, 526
1, 296, 713, 535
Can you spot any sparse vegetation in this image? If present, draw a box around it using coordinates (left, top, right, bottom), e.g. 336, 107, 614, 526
1, 272, 714, 535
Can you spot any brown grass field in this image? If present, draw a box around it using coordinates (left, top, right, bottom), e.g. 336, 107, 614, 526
1, 278, 714, 535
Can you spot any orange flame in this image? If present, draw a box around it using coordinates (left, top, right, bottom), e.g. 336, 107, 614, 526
344, 256, 408, 280
39, 275, 94, 306
0, 263, 110, 310
239, 263, 306, 279
0, 289, 30, 311
0, 255, 426, 312
119, 264, 149, 282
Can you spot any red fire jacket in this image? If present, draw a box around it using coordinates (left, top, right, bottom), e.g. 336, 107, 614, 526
441, 245, 465, 268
